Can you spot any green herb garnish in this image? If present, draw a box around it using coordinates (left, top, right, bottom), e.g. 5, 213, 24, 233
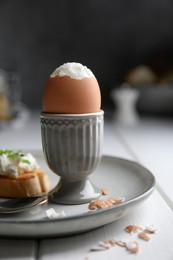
0, 150, 30, 164
20, 159, 30, 164
0, 150, 24, 158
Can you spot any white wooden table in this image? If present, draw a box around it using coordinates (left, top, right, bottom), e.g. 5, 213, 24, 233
1, 111, 173, 260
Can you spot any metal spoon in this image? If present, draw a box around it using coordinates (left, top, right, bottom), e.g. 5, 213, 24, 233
0, 182, 60, 214
0, 195, 48, 214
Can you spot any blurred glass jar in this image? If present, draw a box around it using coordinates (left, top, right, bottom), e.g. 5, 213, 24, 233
0, 68, 21, 121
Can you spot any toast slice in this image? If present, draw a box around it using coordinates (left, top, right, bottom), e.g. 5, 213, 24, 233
0, 169, 50, 198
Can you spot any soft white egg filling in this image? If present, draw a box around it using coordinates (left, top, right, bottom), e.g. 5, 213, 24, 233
0, 151, 39, 178
50, 62, 94, 80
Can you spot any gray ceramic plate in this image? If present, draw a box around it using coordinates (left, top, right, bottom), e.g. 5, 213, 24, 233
0, 151, 155, 238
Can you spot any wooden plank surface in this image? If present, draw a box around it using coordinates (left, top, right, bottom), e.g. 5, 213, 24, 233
0, 239, 37, 260
38, 191, 173, 260
114, 119, 173, 206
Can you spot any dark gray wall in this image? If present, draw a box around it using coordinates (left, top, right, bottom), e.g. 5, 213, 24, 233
0, 0, 173, 111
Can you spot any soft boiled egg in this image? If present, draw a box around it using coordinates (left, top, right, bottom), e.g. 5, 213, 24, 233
42, 62, 101, 114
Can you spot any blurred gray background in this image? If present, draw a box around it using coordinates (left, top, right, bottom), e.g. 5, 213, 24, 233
0, 0, 173, 115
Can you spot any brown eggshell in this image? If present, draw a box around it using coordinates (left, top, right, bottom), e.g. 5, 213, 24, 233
42, 76, 101, 114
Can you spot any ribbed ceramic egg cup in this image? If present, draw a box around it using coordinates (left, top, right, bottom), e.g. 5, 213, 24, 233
40, 110, 104, 205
